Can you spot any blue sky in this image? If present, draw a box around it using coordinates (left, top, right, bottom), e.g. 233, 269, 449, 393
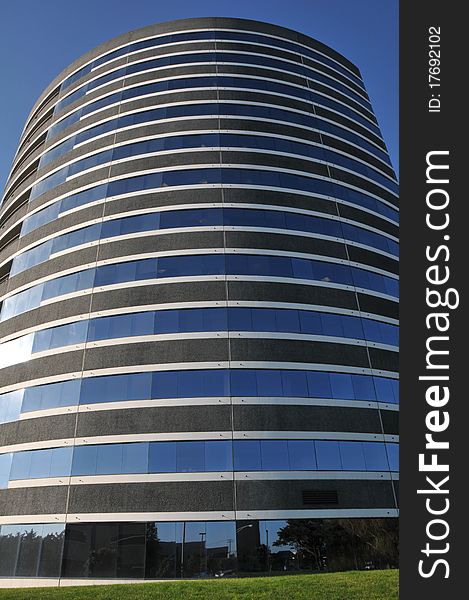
0, 0, 398, 190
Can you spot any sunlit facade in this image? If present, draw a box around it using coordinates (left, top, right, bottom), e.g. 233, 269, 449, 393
0, 17, 398, 583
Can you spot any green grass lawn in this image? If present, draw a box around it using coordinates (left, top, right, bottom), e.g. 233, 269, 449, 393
0, 570, 398, 600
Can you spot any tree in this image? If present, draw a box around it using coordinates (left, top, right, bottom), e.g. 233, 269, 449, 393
273, 518, 398, 572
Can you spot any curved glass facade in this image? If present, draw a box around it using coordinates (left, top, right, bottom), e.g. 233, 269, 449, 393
0, 18, 398, 583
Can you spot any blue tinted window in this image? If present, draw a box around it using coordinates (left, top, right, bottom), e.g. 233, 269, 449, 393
201, 369, 230, 396
42, 268, 95, 301
177, 371, 204, 398
96, 444, 123, 474
386, 443, 399, 471
257, 370, 283, 396
61, 63, 91, 89
199, 369, 230, 396
379, 322, 399, 345
340, 316, 363, 339
149, 442, 176, 473
10, 306, 395, 347
21, 379, 81, 412
315, 441, 342, 469
287, 440, 317, 470
29, 168, 68, 201
202, 307, 228, 331
281, 371, 309, 396
49, 447, 73, 477
260, 441, 289, 470
38, 137, 76, 169
32, 321, 88, 353
275, 309, 301, 332
122, 443, 149, 474
61, 184, 108, 213
176, 442, 205, 472
299, 311, 323, 334
0, 283, 44, 321
11, 241, 53, 276
154, 310, 179, 334
339, 442, 366, 470
21, 203, 61, 236
178, 308, 204, 332
88, 312, 154, 340
306, 372, 332, 398
71, 446, 98, 476
228, 308, 252, 330
230, 370, 258, 396
0, 454, 12, 488
205, 441, 233, 471
322, 314, 343, 336
10, 451, 32, 480
234, 440, 261, 471
29, 449, 53, 478
330, 374, 354, 399
351, 375, 376, 401
51, 224, 101, 254
291, 258, 313, 280
390, 380, 399, 403
252, 308, 277, 331
6, 370, 395, 419
2, 439, 397, 481
151, 371, 178, 398
80, 372, 152, 404
373, 377, 399, 404
363, 442, 388, 470
0, 390, 24, 424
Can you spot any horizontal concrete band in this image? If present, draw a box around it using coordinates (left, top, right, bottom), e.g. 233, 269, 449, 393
6, 210, 397, 275
0, 332, 397, 378
0, 478, 398, 518
0, 360, 398, 400
3, 243, 398, 303
15, 195, 397, 255
27, 183, 398, 240
7, 470, 398, 489
0, 297, 398, 346
0, 429, 399, 455
0, 340, 399, 392
17, 397, 398, 425
0, 508, 398, 527
3, 246, 398, 306
0, 403, 399, 449
13, 151, 397, 217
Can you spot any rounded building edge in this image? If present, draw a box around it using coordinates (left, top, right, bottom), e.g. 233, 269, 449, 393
25, 16, 363, 123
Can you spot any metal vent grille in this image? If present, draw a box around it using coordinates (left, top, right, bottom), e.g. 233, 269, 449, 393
302, 490, 339, 505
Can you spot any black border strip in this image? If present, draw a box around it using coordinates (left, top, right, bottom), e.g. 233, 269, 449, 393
400, 2, 465, 596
